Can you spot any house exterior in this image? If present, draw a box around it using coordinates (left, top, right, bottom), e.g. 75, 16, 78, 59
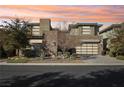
99, 23, 124, 53
68, 23, 102, 55
27, 19, 103, 56
44, 31, 67, 56
27, 19, 51, 45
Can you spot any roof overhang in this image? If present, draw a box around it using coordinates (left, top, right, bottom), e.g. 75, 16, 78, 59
81, 39, 100, 43
100, 24, 121, 34
27, 23, 40, 26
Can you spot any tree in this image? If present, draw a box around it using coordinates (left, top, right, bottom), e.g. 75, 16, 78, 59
2, 18, 29, 57
56, 21, 68, 31
108, 29, 124, 56
0, 27, 9, 57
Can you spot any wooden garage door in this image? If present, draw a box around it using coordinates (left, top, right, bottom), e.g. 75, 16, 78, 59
76, 43, 98, 55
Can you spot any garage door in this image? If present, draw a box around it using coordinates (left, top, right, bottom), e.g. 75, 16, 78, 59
76, 43, 99, 55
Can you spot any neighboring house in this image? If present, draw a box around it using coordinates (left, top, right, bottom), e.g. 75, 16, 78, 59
27, 19, 103, 56
99, 23, 124, 53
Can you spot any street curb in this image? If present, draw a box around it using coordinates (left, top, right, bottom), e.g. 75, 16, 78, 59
1, 62, 124, 66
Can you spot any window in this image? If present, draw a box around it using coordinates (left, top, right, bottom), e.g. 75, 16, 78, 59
32, 29, 39, 32
33, 26, 40, 29
82, 26, 91, 29
70, 28, 79, 35
32, 32, 40, 36
32, 26, 40, 36
81, 26, 91, 35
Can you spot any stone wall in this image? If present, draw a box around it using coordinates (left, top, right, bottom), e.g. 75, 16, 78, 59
44, 30, 101, 55
44, 31, 58, 56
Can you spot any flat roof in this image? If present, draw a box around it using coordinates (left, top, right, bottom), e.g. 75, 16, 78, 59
27, 23, 40, 26
69, 23, 103, 29
99, 24, 121, 34
81, 39, 100, 43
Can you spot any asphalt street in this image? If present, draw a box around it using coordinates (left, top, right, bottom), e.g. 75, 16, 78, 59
1, 65, 124, 86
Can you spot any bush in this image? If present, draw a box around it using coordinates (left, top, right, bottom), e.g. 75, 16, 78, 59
0, 46, 7, 58
116, 56, 124, 60
116, 48, 124, 56
63, 52, 70, 59
7, 57, 28, 63
70, 53, 77, 60
57, 52, 71, 59
109, 48, 117, 57
101, 50, 106, 55
22, 49, 36, 57
106, 50, 109, 55
109, 51, 116, 57
40, 52, 45, 60
57, 52, 63, 56
57, 52, 63, 59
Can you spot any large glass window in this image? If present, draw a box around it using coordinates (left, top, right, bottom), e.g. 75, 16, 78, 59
81, 26, 92, 35
33, 26, 40, 29
32, 26, 40, 36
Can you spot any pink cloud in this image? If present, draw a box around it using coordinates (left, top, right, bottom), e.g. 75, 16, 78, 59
0, 5, 124, 23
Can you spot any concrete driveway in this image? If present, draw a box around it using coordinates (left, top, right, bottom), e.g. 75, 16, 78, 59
81, 55, 124, 63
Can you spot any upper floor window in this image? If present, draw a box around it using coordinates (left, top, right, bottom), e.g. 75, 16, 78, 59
81, 26, 93, 35
33, 26, 40, 29
32, 26, 40, 36
70, 28, 79, 35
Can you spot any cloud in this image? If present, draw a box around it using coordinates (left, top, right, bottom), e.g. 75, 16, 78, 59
0, 5, 124, 23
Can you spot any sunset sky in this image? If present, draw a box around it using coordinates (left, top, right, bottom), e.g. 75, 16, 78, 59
0, 5, 124, 30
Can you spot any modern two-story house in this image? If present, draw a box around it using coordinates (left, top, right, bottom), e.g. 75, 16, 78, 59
27, 19, 102, 56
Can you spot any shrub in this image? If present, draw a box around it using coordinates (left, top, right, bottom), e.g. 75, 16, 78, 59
70, 53, 77, 60
63, 52, 70, 59
109, 47, 117, 57
106, 50, 109, 55
116, 47, 124, 56
57, 52, 63, 59
0, 46, 7, 58
7, 57, 28, 63
22, 49, 36, 57
57, 52, 63, 56
109, 51, 116, 57
40, 52, 45, 60
101, 50, 106, 55
116, 56, 124, 60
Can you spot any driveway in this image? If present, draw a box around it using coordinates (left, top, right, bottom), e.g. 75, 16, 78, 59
81, 55, 124, 63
